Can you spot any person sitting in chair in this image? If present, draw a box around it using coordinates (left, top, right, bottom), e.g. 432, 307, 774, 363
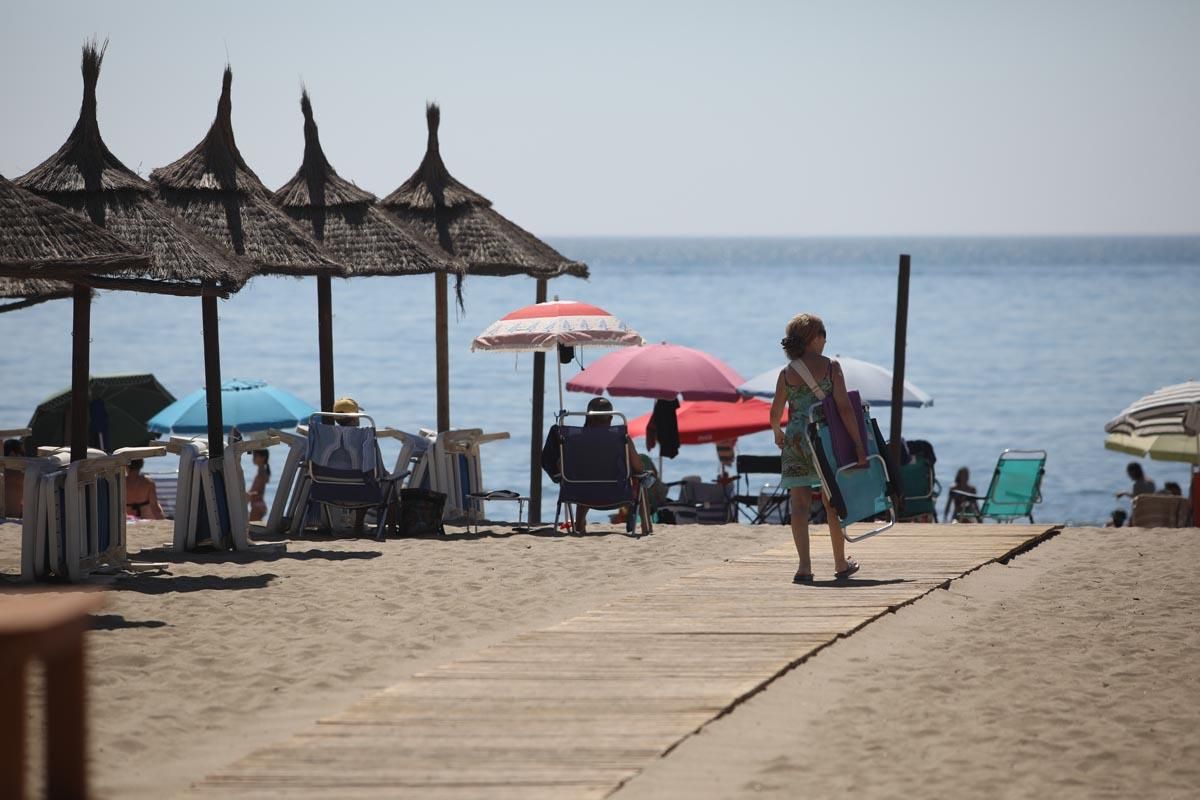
125, 459, 164, 520
575, 397, 645, 534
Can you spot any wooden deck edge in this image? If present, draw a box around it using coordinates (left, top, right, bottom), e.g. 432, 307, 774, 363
609, 523, 1064, 796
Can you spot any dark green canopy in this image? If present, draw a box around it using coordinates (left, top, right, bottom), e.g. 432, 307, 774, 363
27, 373, 175, 452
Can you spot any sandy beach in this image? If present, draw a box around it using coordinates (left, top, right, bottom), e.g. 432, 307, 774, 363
4, 521, 1198, 799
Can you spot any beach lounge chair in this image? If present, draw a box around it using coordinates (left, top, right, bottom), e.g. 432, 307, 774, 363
951, 449, 1046, 523
803, 392, 898, 542
289, 412, 405, 539
399, 427, 511, 524
168, 434, 273, 552
1130, 493, 1191, 528
553, 410, 650, 536
733, 454, 787, 524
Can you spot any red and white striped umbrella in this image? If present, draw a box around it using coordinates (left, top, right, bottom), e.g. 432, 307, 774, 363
471, 299, 643, 352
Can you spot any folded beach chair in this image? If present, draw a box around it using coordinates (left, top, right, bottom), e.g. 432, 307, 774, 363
951, 449, 1046, 523
553, 410, 651, 536
289, 412, 405, 539
897, 451, 941, 522
4, 445, 166, 581
803, 393, 898, 542
733, 454, 787, 524
1130, 493, 1191, 528
169, 435, 269, 552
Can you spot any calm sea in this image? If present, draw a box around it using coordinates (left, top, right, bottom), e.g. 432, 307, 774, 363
3, 237, 1198, 526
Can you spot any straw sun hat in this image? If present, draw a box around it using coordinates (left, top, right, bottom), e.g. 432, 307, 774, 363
332, 397, 361, 414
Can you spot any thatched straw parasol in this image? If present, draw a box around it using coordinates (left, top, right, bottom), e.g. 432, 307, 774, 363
0, 173, 153, 459
0, 277, 76, 314
150, 65, 348, 455
16, 42, 255, 460
272, 89, 465, 411
380, 103, 589, 521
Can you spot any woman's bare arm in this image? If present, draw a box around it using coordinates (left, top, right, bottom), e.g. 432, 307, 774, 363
770, 370, 788, 449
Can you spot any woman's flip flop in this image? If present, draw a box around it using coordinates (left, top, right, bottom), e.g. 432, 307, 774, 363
792, 571, 814, 584
834, 559, 860, 580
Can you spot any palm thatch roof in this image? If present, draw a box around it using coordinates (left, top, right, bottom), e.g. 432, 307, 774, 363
0, 276, 77, 314
15, 42, 250, 297
150, 67, 346, 278
380, 104, 588, 280
272, 90, 465, 278
0, 173, 158, 288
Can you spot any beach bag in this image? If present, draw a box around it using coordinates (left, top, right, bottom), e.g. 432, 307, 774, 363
398, 488, 446, 537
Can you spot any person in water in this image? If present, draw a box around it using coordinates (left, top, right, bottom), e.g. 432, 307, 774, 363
125, 459, 164, 520
770, 313, 866, 584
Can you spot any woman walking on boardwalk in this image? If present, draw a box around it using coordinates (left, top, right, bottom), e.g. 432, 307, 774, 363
770, 313, 867, 584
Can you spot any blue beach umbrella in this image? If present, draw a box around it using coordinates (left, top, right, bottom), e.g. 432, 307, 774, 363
147, 378, 316, 435
738, 355, 933, 408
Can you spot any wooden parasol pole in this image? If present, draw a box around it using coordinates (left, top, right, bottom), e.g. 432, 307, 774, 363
435, 272, 450, 432
317, 274, 334, 411
201, 294, 225, 458
529, 278, 548, 523
68, 286, 91, 462
889, 254, 911, 469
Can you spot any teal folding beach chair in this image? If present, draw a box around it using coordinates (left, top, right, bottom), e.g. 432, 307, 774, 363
898, 454, 940, 522
952, 449, 1046, 523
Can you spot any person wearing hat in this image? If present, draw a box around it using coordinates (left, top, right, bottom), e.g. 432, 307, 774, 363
329, 396, 367, 531
332, 396, 362, 422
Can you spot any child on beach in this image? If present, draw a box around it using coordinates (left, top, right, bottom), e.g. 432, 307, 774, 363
770, 313, 867, 584
247, 449, 270, 522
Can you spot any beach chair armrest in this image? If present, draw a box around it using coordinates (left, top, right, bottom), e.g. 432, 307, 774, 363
949, 488, 986, 502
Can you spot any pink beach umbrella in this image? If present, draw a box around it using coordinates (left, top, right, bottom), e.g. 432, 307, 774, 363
471, 299, 644, 410
566, 343, 745, 402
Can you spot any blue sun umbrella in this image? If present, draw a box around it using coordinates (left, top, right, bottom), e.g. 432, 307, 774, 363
147, 378, 317, 435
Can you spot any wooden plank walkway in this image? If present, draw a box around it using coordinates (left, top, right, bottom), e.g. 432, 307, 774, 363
185, 523, 1059, 799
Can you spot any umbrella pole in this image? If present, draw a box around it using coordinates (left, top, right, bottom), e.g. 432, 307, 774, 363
528, 278, 548, 524
435, 272, 450, 433
69, 286, 91, 462
201, 295, 225, 458
888, 254, 911, 468
317, 275, 335, 412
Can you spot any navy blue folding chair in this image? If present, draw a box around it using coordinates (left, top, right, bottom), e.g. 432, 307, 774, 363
299, 412, 406, 539
553, 410, 650, 536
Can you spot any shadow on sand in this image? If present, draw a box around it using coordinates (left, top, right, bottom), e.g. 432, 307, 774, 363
89, 614, 169, 631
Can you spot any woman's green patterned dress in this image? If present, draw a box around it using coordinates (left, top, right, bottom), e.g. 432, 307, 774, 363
780, 373, 833, 490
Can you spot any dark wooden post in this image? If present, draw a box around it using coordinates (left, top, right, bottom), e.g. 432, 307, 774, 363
201, 294, 225, 458
435, 272, 450, 432
317, 274, 335, 412
889, 254, 911, 469
528, 279, 548, 524
69, 286, 91, 462
44, 635, 87, 799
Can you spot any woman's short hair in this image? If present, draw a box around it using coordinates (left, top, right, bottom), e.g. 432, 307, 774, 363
128, 459, 144, 472
781, 313, 826, 360
1127, 462, 1144, 480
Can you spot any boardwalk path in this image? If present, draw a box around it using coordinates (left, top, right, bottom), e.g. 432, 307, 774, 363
187, 523, 1059, 799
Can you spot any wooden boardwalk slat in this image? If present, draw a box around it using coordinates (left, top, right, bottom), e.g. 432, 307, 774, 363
184, 523, 1058, 798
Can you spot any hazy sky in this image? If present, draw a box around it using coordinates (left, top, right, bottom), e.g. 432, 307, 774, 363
2, 1, 1197, 236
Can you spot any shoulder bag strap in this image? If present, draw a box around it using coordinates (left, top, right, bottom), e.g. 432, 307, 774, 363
788, 359, 826, 400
